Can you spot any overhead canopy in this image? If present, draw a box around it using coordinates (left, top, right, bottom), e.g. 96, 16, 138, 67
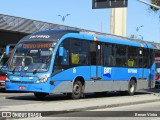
0, 14, 160, 50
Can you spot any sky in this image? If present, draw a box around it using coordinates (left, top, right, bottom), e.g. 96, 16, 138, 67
0, 0, 159, 42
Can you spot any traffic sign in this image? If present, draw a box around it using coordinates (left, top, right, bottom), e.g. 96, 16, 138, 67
92, 0, 128, 9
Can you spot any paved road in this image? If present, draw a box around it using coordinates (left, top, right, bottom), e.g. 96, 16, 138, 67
0, 88, 160, 107
1, 89, 160, 120
22, 100, 160, 120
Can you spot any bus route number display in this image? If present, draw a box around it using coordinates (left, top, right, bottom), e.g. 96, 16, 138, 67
23, 43, 52, 49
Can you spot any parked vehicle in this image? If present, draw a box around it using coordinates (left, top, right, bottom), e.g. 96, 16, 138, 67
5, 30, 156, 99
0, 44, 15, 90
0, 44, 15, 69
0, 68, 6, 89
155, 57, 160, 88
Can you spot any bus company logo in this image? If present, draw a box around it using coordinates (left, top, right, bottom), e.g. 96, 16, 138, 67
2, 112, 11, 117
103, 67, 112, 78
29, 35, 50, 39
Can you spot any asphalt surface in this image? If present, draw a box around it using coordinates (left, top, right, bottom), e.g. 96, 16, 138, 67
0, 89, 159, 107
0, 88, 160, 119
12, 97, 160, 120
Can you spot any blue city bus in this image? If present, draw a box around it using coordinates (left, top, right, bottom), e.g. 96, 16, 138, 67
5, 30, 156, 99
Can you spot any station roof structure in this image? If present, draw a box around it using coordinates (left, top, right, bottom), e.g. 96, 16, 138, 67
0, 14, 160, 50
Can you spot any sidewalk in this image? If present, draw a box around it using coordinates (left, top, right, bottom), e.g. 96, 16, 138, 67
0, 93, 160, 113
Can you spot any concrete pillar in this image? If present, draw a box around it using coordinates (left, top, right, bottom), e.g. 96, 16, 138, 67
110, 8, 127, 37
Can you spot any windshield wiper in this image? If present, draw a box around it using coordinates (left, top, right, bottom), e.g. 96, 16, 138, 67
33, 63, 46, 75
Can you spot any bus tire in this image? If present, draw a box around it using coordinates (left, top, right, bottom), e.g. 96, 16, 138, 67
34, 92, 48, 100
128, 80, 136, 95
71, 80, 82, 99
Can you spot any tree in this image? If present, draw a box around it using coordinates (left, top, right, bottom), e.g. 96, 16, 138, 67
150, 0, 160, 20
150, 0, 160, 11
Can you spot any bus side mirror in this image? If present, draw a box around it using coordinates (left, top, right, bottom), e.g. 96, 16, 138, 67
5, 45, 10, 55
59, 47, 64, 57
5, 44, 15, 55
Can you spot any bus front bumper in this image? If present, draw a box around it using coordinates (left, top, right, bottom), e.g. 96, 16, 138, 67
5, 81, 52, 93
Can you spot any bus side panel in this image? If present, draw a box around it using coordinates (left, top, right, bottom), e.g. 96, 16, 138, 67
50, 66, 152, 93
85, 67, 132, 93
101, 67, 138, 81
84, 81, 128, 93
136, 80, 149, 90
149, 62, 156, 88
86, 67, 151, 92
50, 66, 91, 93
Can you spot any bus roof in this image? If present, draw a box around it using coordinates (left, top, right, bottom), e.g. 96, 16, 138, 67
80, 31, 160, 49
20, 30, 79, 42
19, 29, 160, 50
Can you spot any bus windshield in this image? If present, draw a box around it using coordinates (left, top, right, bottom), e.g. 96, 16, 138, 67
8, 42, 54, 73
0, 56, 9, 67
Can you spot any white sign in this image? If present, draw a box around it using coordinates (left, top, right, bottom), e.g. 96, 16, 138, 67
128, 69, 137, 73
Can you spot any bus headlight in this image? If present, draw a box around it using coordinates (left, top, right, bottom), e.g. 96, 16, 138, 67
6, 77, 10, 82
36, 77, 48, 83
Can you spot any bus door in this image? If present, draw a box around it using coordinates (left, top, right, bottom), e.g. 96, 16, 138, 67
90, 42, 102, 80
149, 50, 156, 88
138, 49, 146, 79
139, 49, 152, 79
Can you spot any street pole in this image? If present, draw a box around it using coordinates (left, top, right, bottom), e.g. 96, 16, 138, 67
110, 8, 127, 37
57, 14, 70, 23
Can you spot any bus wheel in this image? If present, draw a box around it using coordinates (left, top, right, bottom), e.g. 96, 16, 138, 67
71, 81, 82, 99
34, 92, 48, 100
128, 80, 136, 95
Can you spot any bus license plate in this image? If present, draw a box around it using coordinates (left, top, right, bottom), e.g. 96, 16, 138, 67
18, 86, 26, 90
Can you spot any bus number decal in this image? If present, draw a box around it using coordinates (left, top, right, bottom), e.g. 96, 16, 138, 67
103, 67, 112, 78
128, 69, 137, 74
73, 68, 76, 74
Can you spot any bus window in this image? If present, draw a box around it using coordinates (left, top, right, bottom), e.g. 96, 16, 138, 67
138, 49, 149, 68
128, 47, 138, 67
115, 45, 127, 67
143, 49, 149, 68
61, 48, 69, 65
55, 46, 69, 66
90, 42, 97, 65
103, 43, 115, 66
12, 56, 33, 66
70, 39, 88, 65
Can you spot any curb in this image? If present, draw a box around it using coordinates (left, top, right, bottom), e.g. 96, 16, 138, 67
41, 97, 160, 117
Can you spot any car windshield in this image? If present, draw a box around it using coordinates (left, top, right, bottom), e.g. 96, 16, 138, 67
8, 42, 54, 72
